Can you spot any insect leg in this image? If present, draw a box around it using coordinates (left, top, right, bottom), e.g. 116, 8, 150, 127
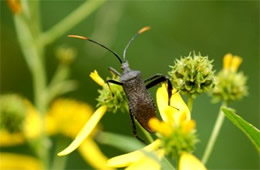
108, 67, 121, 77
145, 75, 173, 105
106, 80, 123, 96
129, 111, 146, 144
144, 73, 165, 83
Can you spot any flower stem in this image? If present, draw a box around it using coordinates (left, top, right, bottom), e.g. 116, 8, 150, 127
162, 157, 176, 170
187, 96, 194, 112
14, 13, 49, 169
141, 127, 154, 143
201, 103, 226, 164
135, 120, 154, 143
51, 137, 68, 170
14, 0, 50, 168
97, 131, 145, 151
38, 0, 106, 47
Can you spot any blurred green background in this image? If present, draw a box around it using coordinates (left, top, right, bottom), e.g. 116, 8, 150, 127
1, 0, 259, 169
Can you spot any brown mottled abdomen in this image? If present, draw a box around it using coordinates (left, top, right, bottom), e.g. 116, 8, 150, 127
122, 73, 157, 132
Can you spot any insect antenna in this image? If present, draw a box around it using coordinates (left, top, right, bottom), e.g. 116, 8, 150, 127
123, 26, 151, 62
68, 35, 123, 64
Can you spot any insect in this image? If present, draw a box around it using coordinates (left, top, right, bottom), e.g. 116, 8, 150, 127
68, 26, 173, 142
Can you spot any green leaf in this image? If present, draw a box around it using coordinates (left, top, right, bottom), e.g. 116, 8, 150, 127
222, 107, 260, 152
96, 131, 145, 152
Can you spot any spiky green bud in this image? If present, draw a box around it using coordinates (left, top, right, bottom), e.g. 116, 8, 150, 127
211, 70, 247, 102
161, 127, 198, 159
96, 77, 128, 113
169, 52, 215, 98
0, 94, 26, 132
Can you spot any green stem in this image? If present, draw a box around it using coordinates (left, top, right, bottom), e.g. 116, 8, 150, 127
135, 119, 154, 143
141, 127, 154, 143
28, 0, 41, 35
38, 0, 106, 46
162, 157, 176, 170
96, 131, 145, 151
28, 0, 45, 59
201, 102, 226, 164
51, 137, 68, 170
13, 0, 106, 169
14, 5, 49, 169
49, 64, 70, 88
176, 155, 179, 170
187, 96, 194, 112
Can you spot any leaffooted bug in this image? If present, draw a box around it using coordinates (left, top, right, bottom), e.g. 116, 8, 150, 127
68, 26, 173, 142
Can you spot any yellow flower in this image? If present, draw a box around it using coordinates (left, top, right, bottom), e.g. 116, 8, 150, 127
47, 99, 112, 170
124, 153, 162, 170
107, 84, 205, 170
212, 54, 247, 102
155, 84, 190, 127
179, 152, 206, 170
0, 130, 24, 146
57, 105, 107, 156
107, 140, 162, 170
46, 99, 94, 138
79, 139, 113, 170
0, 153, 43, 170
57, 69, 126, 157
223, 53, 242, 72
0, 95, 41, 146
0, 96, 112, 169
90, 70, 105, 87
23, 100, 42, 139
93, 70, 128, 113
148, 118, 172, 137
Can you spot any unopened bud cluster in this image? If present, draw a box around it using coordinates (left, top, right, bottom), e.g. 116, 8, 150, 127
56, 46, 76, 65
97, 77, 128, 113
169, 52, 215, 98
149, 117, 198, 159
211, 54, 247, 102
161, 126, 198, 159
0, 95, 26, 132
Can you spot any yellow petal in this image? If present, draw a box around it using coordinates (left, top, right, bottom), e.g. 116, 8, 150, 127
156, 84, 190, 125
179, 152, 207, 170
0, 130, 24, 146
45, 114, 57, 136
164, 106, 175, 125
230, 56, 242, 72
181, 120, 196, 134
107, 139, 161, 168
148, 118, 172, 137
125, 155, 161, 170
57, 105, 107, 156
46, 99, 94, 138
0, 153, 43, 170
223, 53, 233, 71
79, 139, 115, 170
156, 84, 171, 122
90, 70, 105, 86
126, 149, 164, 170
23, 101, 42, 139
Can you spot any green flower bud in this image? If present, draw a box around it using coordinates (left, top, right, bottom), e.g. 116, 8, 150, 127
161, 127, 198, 159
0, 94, 27, 133
56, 46, 76, 65
211, 70, 248, 102
96, 76, 128, 113
169, 52, 215, 98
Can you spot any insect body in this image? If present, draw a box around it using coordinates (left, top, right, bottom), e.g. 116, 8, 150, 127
120, 66, 156, 132
69, 26, 172, 141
